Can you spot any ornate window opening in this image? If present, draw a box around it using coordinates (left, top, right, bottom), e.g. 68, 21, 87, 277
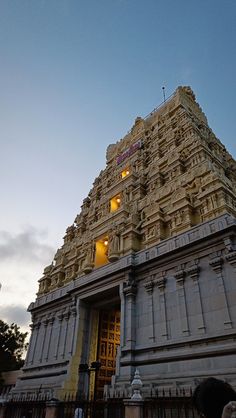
110, 194, 121, 212
94, 237, 109, 267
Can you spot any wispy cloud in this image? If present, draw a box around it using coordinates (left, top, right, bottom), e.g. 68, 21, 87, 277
0, 226, 55, 264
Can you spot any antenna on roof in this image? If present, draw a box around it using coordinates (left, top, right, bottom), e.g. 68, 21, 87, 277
162, 86, 166, 102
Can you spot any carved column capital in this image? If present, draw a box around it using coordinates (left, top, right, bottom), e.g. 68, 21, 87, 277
155, 276, 166, 292
144, 280, 154, 294
35, 320, 41, 329
209, 256, 223, 275
225, 251, 236, 268
70, 306, 77, 317
187, 265, 200, 281
57, 312, 64, 322
48, 315, 55, 325
64, 309, 70, 321
174, 269, 185, 286
124, 271, 137, 298
42, 317, 49, 327
123, 283, 137, 298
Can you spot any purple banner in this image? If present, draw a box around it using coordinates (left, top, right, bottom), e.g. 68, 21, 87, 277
116, 139, 142, 165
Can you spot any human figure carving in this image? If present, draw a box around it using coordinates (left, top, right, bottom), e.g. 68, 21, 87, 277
109, 229, 120, 256
136, 208, 146, 230
187, 177, 202, 195
84, 241, 95, 266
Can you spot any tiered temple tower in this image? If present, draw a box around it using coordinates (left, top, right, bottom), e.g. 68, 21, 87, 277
14, 86, 236, 399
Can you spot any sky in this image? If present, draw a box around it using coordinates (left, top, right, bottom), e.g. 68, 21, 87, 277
0, 0, 236, 333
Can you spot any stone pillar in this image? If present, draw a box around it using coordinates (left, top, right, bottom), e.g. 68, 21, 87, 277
68, 304, 77, 355
60, 309, 70, 359
39, 316, 49, 362
54, 311, 64, 359
144, 279, 155, 342
124, 399, 144, 418
44, 315, 55, 361
174, 269, 189, 335
187, 264, 205, 333
209, 255, 232, 329
45, 399, 60, 418
156, 274, 168, 339
123, 272, 137, 350
27, 319, 41, 365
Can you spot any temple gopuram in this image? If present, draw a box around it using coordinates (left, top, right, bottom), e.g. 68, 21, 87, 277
14, 86, 236, 399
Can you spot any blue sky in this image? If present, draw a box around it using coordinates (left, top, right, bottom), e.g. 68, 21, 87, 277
0, 0, 236, 331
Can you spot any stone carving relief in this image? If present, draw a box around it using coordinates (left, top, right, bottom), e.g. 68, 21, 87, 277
83, 241, 95, 274
107, 227, 119, 262
36, 86, 236, 295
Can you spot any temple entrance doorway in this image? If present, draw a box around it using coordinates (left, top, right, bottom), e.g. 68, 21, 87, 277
95, 308, 120, 399
83, 286, 121, 400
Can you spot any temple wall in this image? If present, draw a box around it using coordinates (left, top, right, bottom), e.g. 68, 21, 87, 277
114, 215, 236, 395
13, 86, 236, 398
13, 214, 236, 398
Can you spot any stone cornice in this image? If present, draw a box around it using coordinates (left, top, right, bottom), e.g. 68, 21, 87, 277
29, 213, 236, 311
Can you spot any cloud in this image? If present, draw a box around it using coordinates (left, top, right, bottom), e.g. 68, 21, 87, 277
0, 304, 31, 330
0, 226, 55, 264
0, 226, 56, 333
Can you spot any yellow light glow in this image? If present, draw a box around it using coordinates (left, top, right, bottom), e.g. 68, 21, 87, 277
121, 168, 130, 178
95, 239, 109, 267
110, 194, 121, 212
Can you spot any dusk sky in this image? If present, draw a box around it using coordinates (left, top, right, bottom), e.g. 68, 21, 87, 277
0, 0, 236, 332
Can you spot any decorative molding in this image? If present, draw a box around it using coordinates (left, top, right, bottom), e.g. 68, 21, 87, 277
225, 251, 236, 269
174, 269, 185, 286
224, 236, 236, 253
31, 214, 236, 310
187, 264, 200, 282
209, 256, 223, 275
123, 272, 137, 299
144, 280, 154, 294
155, 272, 166, 292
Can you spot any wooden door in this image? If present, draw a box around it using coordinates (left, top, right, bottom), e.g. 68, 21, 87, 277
95, 309, 120, 398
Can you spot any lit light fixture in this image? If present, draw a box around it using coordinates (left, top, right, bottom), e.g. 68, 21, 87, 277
104, 240, 108, 246
121, 168, 130, 178
116, 197, 121, 203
